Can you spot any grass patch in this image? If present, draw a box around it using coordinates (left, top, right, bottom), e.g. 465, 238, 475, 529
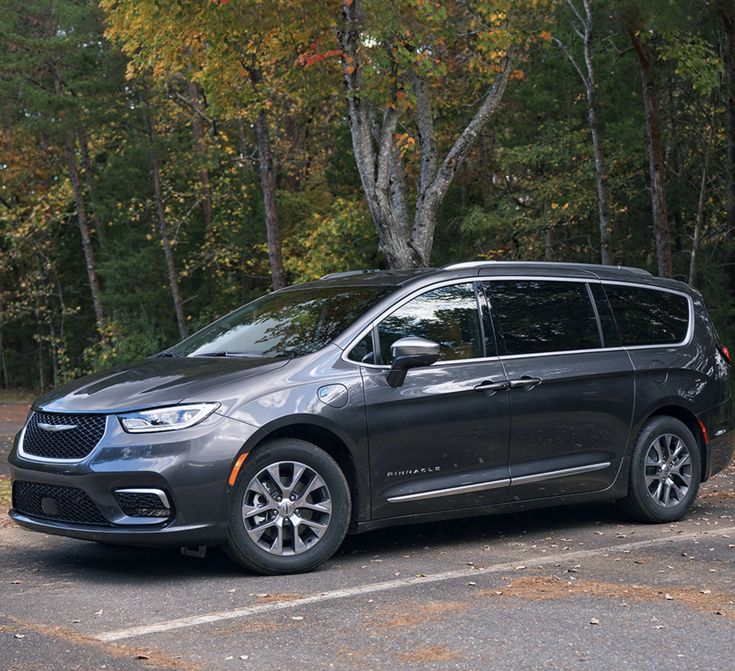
0, 389, 37, 404
0, 476, 10, 512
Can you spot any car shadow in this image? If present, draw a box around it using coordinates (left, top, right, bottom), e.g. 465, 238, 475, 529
5, 500, 628, 583
338, 500, 624, 557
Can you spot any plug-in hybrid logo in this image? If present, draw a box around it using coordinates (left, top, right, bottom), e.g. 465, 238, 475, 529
37, 423, 77, 432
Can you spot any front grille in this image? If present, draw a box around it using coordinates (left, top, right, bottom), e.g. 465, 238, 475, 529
12, 481, 110, 526
21, 411, 106, 460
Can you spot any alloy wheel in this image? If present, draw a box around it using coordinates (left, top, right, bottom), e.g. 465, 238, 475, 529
643, 433, 692, 508
241, 461, 333, 556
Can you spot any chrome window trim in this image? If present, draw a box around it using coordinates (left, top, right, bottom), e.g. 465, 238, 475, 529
598, 280, 694, 349
17, 413, 110, 464
343, 276, 484, 368
341, 275, 694, 369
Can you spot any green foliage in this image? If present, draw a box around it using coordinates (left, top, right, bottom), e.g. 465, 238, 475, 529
284, 198, 379, 282
81, 321, 163, 374
660, 34, 723, 96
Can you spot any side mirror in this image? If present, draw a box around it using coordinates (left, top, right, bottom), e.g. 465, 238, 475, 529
386, 337, 440, 387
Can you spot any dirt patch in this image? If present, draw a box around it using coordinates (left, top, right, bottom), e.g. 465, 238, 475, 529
253, 592, 303, 603
398, 644, 463, 664
0, 617, 199, 670
483, 576, 735, 619
370, 600, 469, 629
0, 403, 29, 424
700, 489, 735, 500
223, 620, 281, 635
0, 389, 34, 404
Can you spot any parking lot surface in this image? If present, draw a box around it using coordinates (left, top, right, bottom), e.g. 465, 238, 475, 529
1, 404, 733, 670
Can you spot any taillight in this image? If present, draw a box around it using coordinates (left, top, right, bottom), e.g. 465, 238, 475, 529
718, 344, 732, 365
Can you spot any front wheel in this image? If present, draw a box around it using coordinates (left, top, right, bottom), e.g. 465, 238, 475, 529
620, 416, 701, 523
225, 438, 351, 575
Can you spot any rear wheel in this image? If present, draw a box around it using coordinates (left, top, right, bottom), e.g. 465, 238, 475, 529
620, 416, 701, 523
225, 438, 351, 575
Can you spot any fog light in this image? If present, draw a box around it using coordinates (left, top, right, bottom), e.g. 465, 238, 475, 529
115, 488, 172, 518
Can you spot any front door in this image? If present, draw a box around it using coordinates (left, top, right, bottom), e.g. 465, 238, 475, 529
357, 282, 511, 519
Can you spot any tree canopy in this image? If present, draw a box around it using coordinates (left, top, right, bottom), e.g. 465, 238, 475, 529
1, 0, 734, 390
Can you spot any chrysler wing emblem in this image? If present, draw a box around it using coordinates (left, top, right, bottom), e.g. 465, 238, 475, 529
37, 422, 77, 432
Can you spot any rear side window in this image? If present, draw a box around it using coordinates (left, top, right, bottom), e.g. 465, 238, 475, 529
485, 280, 601, 355
603, 284, 689, 346
377, 283, 484, 364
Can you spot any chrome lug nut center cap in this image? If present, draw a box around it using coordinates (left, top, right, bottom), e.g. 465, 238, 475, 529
277, 500, 295, 516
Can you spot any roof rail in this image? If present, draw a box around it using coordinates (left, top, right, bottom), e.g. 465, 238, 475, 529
441, 260, 652, 276
320, 269, 382, 280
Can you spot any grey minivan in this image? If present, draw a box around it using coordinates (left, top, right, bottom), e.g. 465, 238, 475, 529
8, 261, 735, 574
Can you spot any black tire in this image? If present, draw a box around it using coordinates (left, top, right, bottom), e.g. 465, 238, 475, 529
225, 438, 351, 575
620, 416, 701, 523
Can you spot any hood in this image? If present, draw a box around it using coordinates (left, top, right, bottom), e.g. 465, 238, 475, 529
34, 356, 290, 414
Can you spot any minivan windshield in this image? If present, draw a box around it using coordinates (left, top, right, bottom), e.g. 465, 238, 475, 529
169, 285, 392, 359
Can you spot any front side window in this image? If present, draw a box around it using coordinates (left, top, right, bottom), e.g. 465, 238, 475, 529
485, 280, 601, 356
603, 284, 689, 346
171, 285, 391, 358
347, 333, 375, 364
376, 283, 484, 364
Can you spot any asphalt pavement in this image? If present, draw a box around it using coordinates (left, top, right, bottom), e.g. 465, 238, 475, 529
1, 405, 733, 670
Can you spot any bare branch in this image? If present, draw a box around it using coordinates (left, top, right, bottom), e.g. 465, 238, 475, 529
565, 0, 585, 27
410, 51, 517, 260
553, 37, 589, 88
428, 51, 516, 200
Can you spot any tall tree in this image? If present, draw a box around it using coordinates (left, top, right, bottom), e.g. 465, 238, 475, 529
720, 1, 735, 291
54, 73, 105, 328
144, 89, 187, 339
338, 0, 553, 268
0, 1, 111, 327
627, 27, 673, 277
554, 0, 613, 264
99, 0, 318, 290
186, 80, 214, 236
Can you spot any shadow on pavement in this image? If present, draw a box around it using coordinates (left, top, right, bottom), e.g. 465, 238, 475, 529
6, 501, 624, 583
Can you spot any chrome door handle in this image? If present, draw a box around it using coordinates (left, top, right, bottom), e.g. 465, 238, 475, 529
509, 376, 542, 390
474, 380, 510, 393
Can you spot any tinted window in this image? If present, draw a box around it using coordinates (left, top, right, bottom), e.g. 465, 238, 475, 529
171, 286, 390, 358
589, 283, 621, 347
485, 280, 601, 355
377, 283, 483, 364
603, 284, 689, 346
348, 332, 375, 364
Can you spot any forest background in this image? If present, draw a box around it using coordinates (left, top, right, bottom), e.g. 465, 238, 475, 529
0, 0, 732, 390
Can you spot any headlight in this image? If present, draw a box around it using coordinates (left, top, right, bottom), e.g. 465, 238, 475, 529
118, 403, 220, 433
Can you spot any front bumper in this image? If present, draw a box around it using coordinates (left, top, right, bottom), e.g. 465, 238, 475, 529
7, 412, 257, 547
